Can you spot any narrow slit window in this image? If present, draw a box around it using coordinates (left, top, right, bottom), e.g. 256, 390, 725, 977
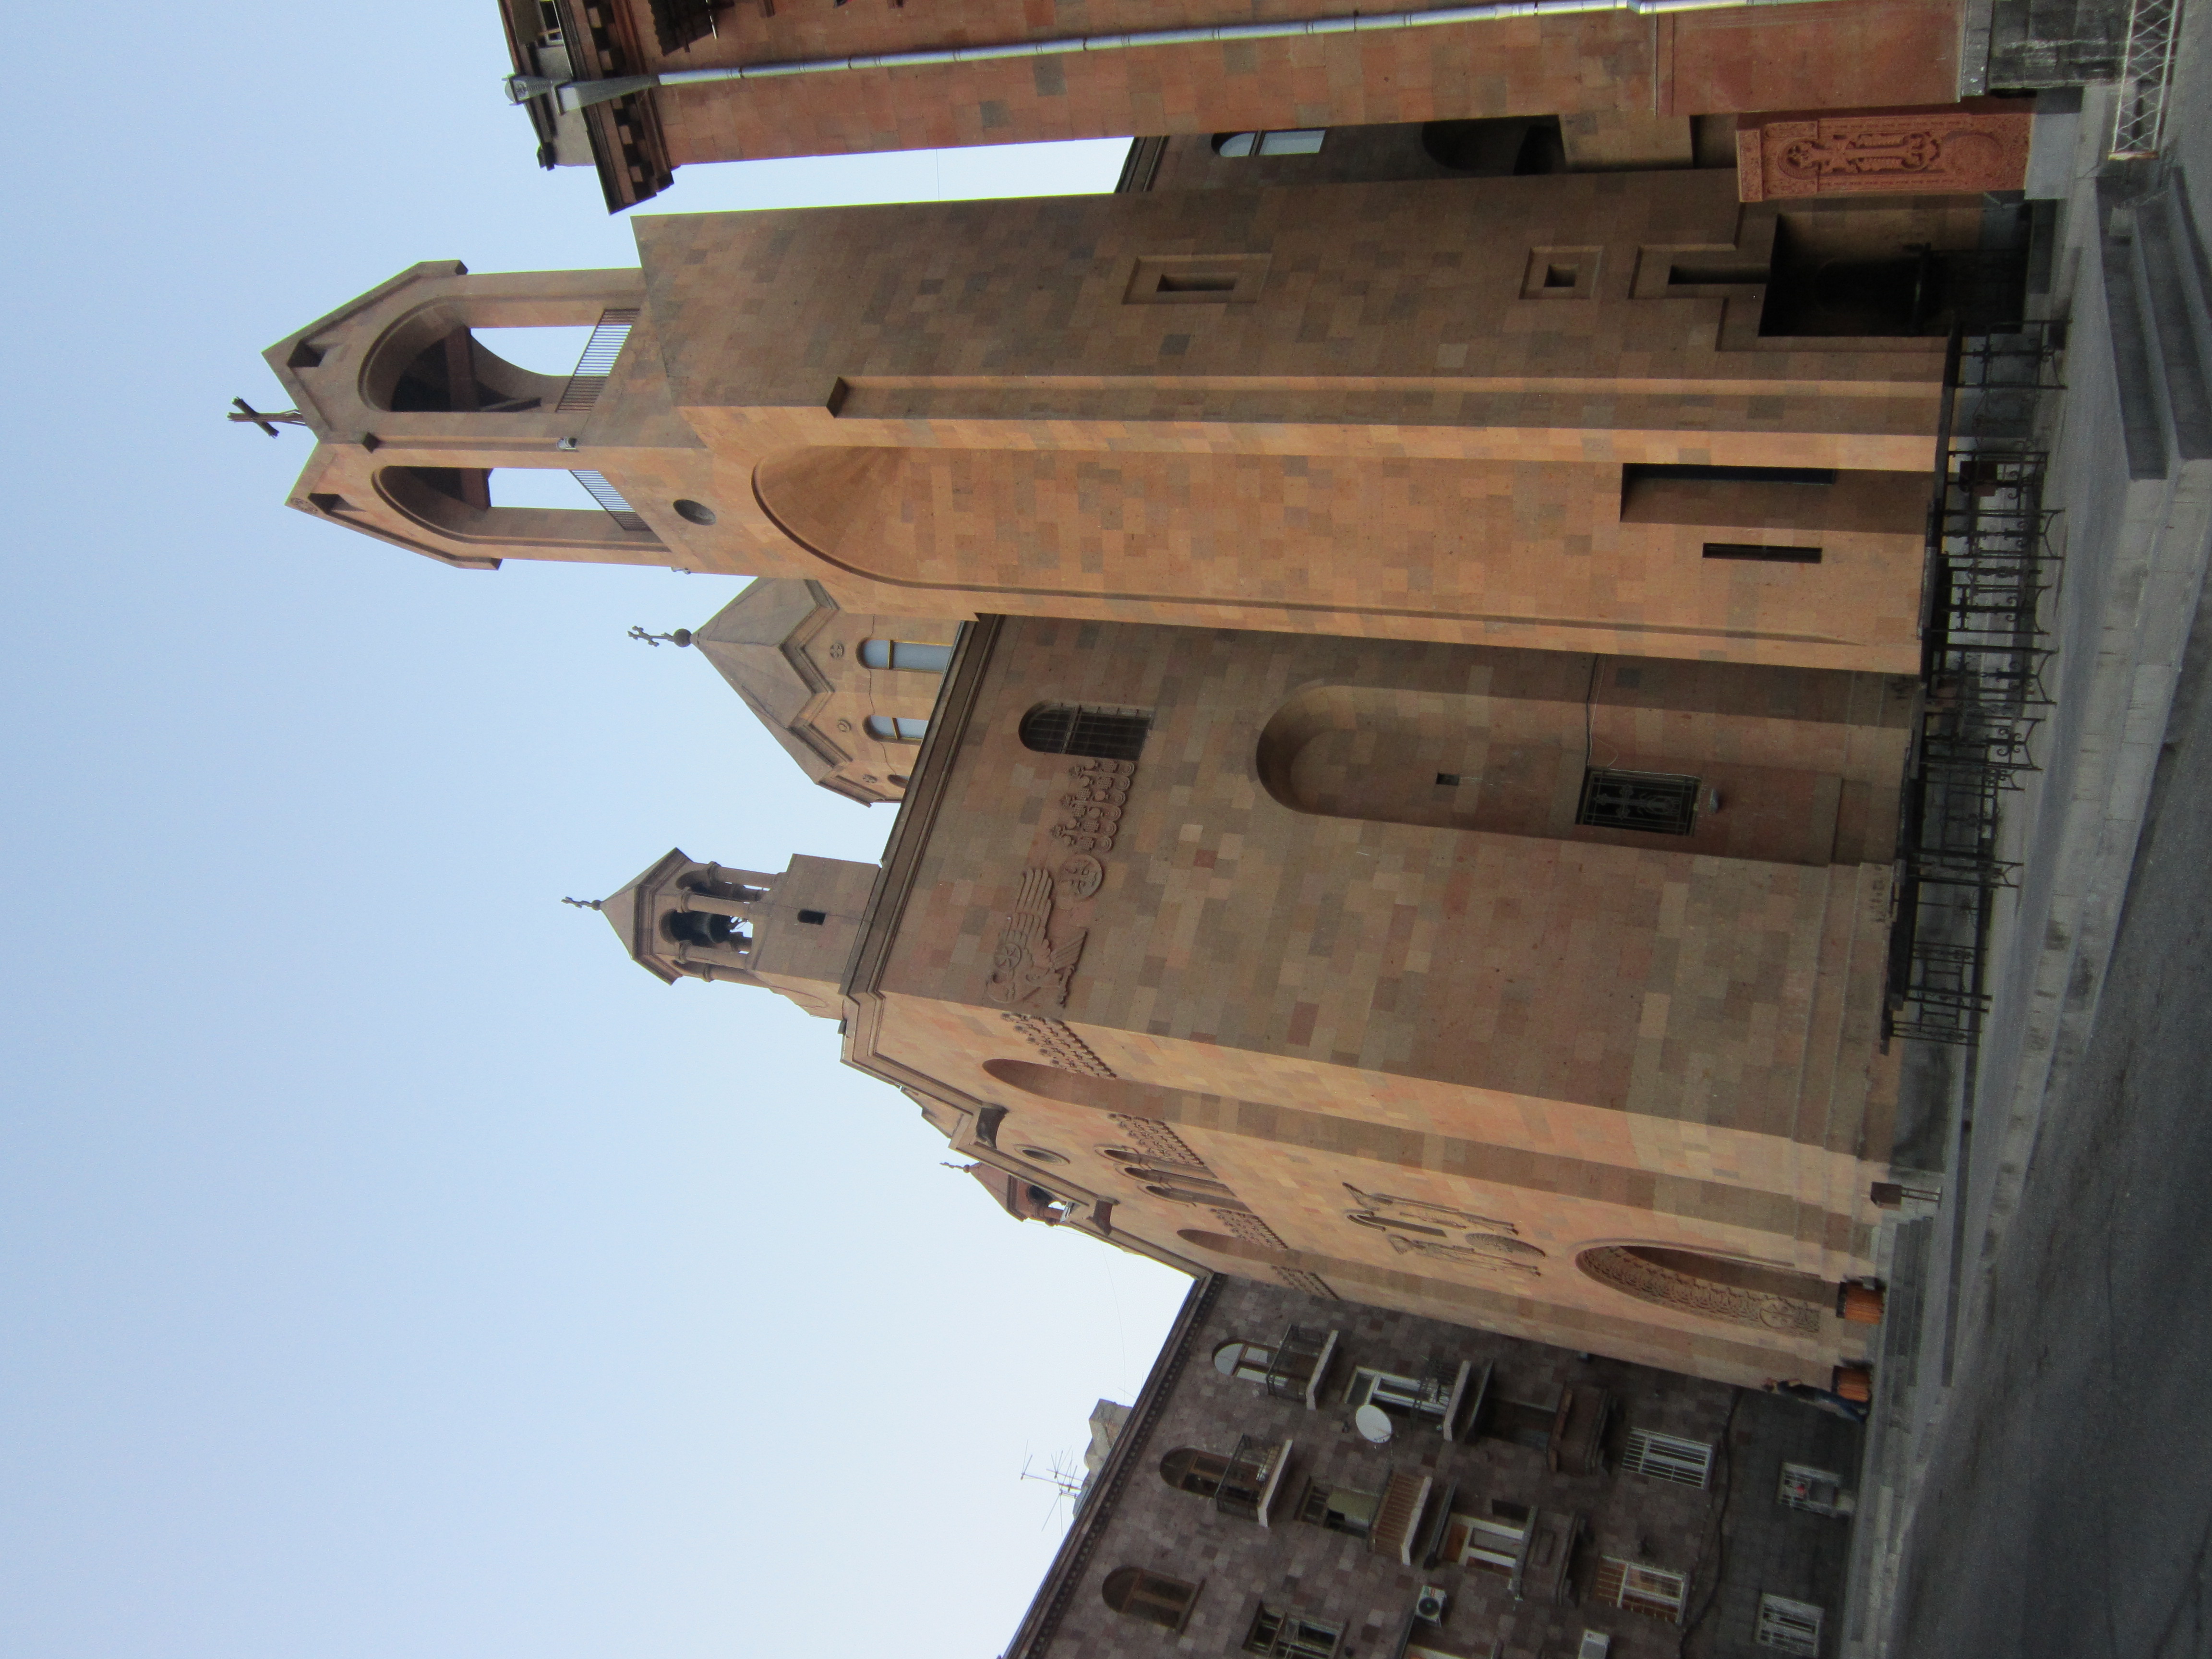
865, 715, 930, 742
1577, 769, 1700, 835
1020, 703, 1151, 761
1704, 542, 1824, 564
1213, 129, 1326, 156
857, 638, 955, 672
795, 909, 827, 925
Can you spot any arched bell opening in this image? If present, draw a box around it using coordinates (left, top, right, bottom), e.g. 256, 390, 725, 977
359, 293, 631, 414
375, 467, 665, 558
661, 910, 748, 951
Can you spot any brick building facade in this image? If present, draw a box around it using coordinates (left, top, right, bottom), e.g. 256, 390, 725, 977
1013, 1273, 1860, 1659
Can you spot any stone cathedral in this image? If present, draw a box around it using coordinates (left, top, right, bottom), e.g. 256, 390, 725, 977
263, 117, 2037, 1392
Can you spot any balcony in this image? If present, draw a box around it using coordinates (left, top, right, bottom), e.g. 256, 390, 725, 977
1215, 1436, 1295, 1527
1370, 1467, 1434, 1566
1263, 1324, 1339, 1408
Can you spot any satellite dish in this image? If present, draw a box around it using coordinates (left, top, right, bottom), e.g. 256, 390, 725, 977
1355, 1402, 1395, 1444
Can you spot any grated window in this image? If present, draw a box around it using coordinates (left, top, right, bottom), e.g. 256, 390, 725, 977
1577, 769, 1700, 835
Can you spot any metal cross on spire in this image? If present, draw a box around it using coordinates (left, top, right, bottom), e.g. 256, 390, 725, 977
561, 897, 604, 911
228, 397, 307, 437
628, 625, 695, 648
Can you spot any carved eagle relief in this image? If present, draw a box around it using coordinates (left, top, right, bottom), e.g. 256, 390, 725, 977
985, 866, 1088, 1010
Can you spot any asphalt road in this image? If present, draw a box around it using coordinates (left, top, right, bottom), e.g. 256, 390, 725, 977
1890, 592, 2212, 1653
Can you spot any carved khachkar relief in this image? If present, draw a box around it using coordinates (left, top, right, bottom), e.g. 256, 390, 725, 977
1274, 1267, 1338, 1301
1001, 1012, 1117, 1078
1345, 1186, 1519, 1239
1048, 758, 1133, 854
1736, 103, 2031, 201
1107, 1114, 1208, 1170
1386, 1233, 1543, 1275
986, 867, 1087, 1010
1578, 1245, 1822, 1335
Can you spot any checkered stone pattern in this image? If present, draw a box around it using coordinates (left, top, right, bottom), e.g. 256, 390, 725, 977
865, 615, 1906, 1387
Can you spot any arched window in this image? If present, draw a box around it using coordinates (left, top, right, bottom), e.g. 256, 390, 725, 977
1102, 1567, 1200, 1630
865, 715, 929, 743
1214, 1340, 1274, 1383
1159, 1448, 1231, 1496
1146, 1184, 1248, 1210
1213, 129, 1327, 157
1101, 1144, 1209, 1176
1020, 703, 1151, 760
1124, 1168, 1232, 1194
857, 638, 955, 673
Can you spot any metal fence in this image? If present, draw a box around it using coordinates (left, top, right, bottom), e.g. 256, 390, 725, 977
1887, 324, 2066, 1046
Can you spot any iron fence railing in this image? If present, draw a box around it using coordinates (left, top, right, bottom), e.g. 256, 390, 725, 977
1262, 1324, 1333, 1405
1887, 325, 2066, 1046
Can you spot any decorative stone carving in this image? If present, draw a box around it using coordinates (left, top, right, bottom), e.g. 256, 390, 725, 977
1273, 1267, 1338, 1301
985, 866, 1087, 1009
1002, 1012, 1117, 1077
1211, 1209, 1291, 1253
1735, 102, 2032, 202
1344, 1186, 1519, 1239
1056, 854, 1105, 902
1048, 758, 1134, 854
1385, 1234, 1543, 1274
1107, 1114, 1207, 1169
1578, 1245, 1823, 1334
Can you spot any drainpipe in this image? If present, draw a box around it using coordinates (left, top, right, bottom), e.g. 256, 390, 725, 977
506, 0, 1835, 114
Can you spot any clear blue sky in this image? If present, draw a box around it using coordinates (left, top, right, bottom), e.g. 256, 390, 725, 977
0, 7, 1188, 1657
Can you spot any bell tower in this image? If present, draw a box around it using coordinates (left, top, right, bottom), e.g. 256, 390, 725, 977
588, 849, 879, 1019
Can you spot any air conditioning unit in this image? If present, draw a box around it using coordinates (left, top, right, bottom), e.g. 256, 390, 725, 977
1576, 1632, 1612, 1659
1413, 1586, 1448, 1623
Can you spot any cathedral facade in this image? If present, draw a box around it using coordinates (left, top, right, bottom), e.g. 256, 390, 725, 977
261, 132, 2021, 1390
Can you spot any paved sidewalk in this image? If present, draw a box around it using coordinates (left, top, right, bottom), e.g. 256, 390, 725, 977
1844, 58, 2212, 1652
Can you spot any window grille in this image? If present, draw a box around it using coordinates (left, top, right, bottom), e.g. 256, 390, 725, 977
1592, 1558, 1688, 1623
1245, 1606, 1342, 1659
1620, 1428, 1715, 1488
1020, 703, 1151, 760
555, 309, 638, 412
1576, 769, 1700, 835
1777, 1464, 1847, 1515
1755, 1594, 1824, 1656
569, 468, 648, 532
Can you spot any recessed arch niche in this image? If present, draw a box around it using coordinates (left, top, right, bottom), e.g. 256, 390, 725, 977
1576, 1245, 1831, 1334
1257, 684, 1572, 838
